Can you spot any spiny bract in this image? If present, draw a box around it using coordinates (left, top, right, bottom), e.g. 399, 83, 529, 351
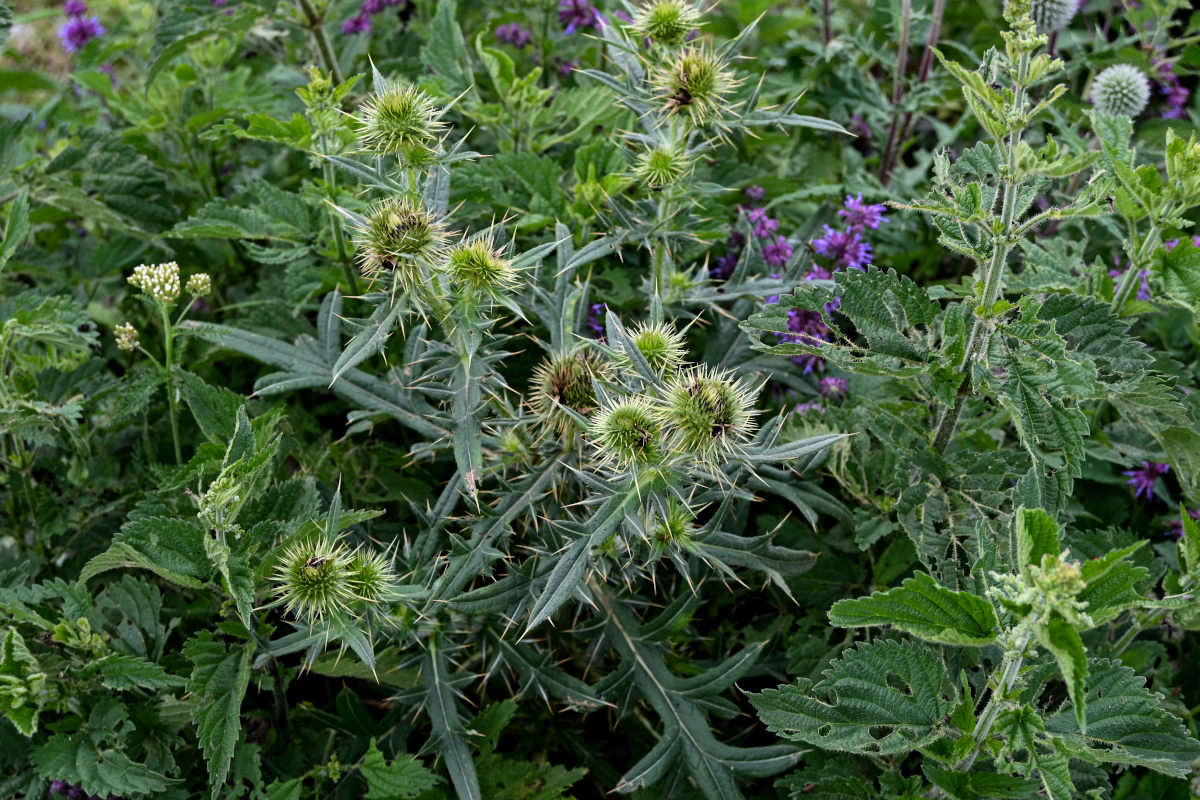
529, 350, 609, 434
272, 539, 356, 621
353, 197, 448, 288
615, 321, 688, 375
355, 82, 445, 163
588, 398, 664, 469
657, 365, 758, 460
652, 45, 739, 128
630, 0, 702, 46
443, 238, 519, 295
633, 139, 696, 188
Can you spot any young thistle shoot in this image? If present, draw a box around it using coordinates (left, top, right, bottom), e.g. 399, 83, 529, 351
589, 398, 664, 469
272, 539, 357, 622
529, 350, 609, 434
615, 321, 687, 375
355, 82, 446, 164
653, 45, 739, 129
630, 0, 702, 46
353, 197, 448, 290
658, 366, 757, 461
633, 138, 696, 188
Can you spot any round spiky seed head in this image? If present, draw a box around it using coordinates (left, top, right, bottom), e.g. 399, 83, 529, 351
272, 539, 356, 621
444, 239, 519, 295
657, 365, 758, 460
615, 321, 688, 375
128, 262, 181, 305
529, 350, 609, 434
651, 498, 698, 553
1091, 65, 1151, 118
589, 398, 664, 469
1029, 0, 1076, 33
347, 548, 397, 606
355, 83, 445, 164
633, 139, 696, 188
653, 45, 739, 128
631, 0, 702, 45
353, 197, 448, 287
115, 322, 139, 352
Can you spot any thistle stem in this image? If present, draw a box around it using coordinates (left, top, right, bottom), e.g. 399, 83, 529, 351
879, 0, 912, 181
296, 0, 344, 87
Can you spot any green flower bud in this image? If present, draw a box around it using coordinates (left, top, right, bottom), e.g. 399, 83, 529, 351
588, 398, 664, 469
347, 548, 398, 606
355, 82, 446, 164
1091, 65, 1150, 118
128, 261, 181, 305
444, 238, 518, 295
657, 366, 758, 461
115, 322, 139, 352
272, 539, 356, 622
653, 45, 739, 128
633, 138, 696, 188
630, 0, 702, 46
529, 350, 609, 435
1029, 0, 1076, 33
352, 197, 448, 289
186, 272, 212, 296
650, 498, 698, 554
615, 321, 688, 375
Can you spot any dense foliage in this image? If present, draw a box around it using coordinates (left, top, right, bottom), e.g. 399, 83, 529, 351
2, 0, 1200, 797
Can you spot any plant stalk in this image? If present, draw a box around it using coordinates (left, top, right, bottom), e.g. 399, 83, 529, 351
956, 627, 1033, 771
296, 0, 344, 86
1110, 221, 1161, 312
161, 306, 183, 465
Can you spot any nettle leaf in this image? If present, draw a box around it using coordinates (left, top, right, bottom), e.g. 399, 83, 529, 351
1035, 618, 1087, 732
742, 266, 942, 377
1015, 506, 1060, 580
1153, 238, 1200, 312
750, 639, 957, 755
359, 739, 439, 799
85, 652, 184, 691
79, 517, 210, 589
994, 706, 1075, 800
828, 572, 999, 646
0, 630, 45, 736
921, 765, 1040, 800
1044, 659, 1200, 776
184, 632, 253, 799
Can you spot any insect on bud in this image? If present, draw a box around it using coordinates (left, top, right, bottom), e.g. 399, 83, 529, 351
352, 197, 448, 290
657, 365, 758, 461
355, 82, 446, 165
271, 539, 356, 622
630, 0, 702, 46
652, 45, 739, 128
589, 398, 664, 469
529, 350, 609, 435
1091, 65, 1150, 118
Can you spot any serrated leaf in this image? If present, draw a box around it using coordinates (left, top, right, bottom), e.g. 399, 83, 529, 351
360, 739, 439, 799
1035, 618, 1087, 732
79, 517, 209, 589
184, 632, 253, 799
89, 652, 184, 690
828, 572, 999, 646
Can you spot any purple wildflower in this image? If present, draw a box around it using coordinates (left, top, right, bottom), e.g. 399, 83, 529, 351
780, 307, 829, 374
837, 192, 888, 231
793, 401, 825, 416
744, 185, 766, 202
587, 302, 606, 340
57, 15, 104, 52
612, 9, 632, 22
762, 235, 794, 268
559, 0, 599, 33
819, 376, 848, 398
1123, 460, 1170, 502
805, 264, 832, 281
341, 12, 372, 33
496, 22, 532, 48
1167, 508, 1200, 540
64, 0, 87, 16
813, 225, 872, 270
746, 207, 779, 238
361, 0, 386, 12
556, 57, 579, 77
711, 230, 745, 281
1153, 54, 1190, 119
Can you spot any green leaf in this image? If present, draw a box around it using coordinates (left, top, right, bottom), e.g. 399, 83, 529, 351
1044, 659, 1200, 776
87, 652, 184, 690
1153, 238, 1200, 312
1035, 618, 1088, 732
0, 630, 44, 736
0, 186, 29, 274
360, 739, 439, 799
750, 639, 957, 755
422, 639, 481, 800
421, 0, 471, 92
1015, 507, 1060, 579
921, 765, 1040, 799
828, 572, 999, 646
79, 517, 209, 589
184, 632, 253, 799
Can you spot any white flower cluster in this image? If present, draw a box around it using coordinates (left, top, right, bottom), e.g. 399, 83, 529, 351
128, 261, 181, 304
186, 272, 212, 296
115, 322, 139, 352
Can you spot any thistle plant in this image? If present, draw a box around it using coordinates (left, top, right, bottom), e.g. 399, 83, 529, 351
1091, 63, 1151, 117
629, 0, 702, 46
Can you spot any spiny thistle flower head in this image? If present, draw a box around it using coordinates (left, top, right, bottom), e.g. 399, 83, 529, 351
653, 45, 739, 128
632, 138, 696, 188
272, 539, 356, 621
1029, 0, 1076, 33
631, 0, 702, 46
128, 261, 181, 305
615, 321, 688, 375
1091, 64, 1151, 118
649, 498, 699, 558
588, 398, 664, 469
346, 548, 397, 606
186, 272, 212, 296
115, 322, 139, 352
355, 82, 445, 163
657, 365, 758, 460
443, 238, 519, 295
353, 197, 448, 288
529, 350, 608, 434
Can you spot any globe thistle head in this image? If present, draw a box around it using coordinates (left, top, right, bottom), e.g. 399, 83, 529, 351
346, 548, 397, 606
128, 262, 181, 305
657, 365, 758, 460
632, 139, 696, 188
588, 398, 664, 469
355, 83, 445, 164
272, 539, 356, 622
529, 350, 609, 434
615, 321, 688, 375
1029, 0, 1076, 33
631, 0, 702, 46
352, 197, 448, 289
443, 238, 519, 296
1091, 65, 1151, 118
653, 45, 739, 128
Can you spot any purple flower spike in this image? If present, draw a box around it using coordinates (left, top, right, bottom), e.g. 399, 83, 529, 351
495, 22, 532, 48
762, 235, 794, 268
587, 302, 606, 340
793, 401, 825, 416
558, 0, 599, 33
1167, 508, 1200, 540
341, 12, 372, 33
813, 225, 872, 270
58, 15, 104, 52
743, 185, 766, 202
64, 0, 87, 16
1123, 460, 1170, 502
746, 207, 779, 238
837, 192, 888, 231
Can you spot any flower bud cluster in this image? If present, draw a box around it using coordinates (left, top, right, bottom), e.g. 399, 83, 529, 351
987, 550, 1093, 628
128, 261, 181, 305
272, 537, 399, 623
115, 322, 139, 352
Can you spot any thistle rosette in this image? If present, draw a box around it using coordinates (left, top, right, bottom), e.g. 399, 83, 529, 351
652, 45, 739, 129
529, 350, 609, 435
588, 398, 664, 469
656, 365, 758, 461
352, 197, 449, 290
355, 82, 446, 165
1091, 65, 1151, 118
630, 0, 702, 46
